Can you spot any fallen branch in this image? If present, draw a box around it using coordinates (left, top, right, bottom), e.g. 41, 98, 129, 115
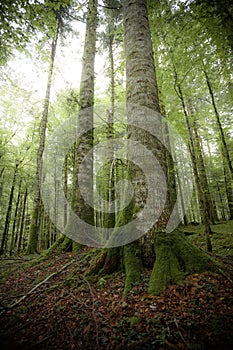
0, 259, 75, 314
82, 276, 99, 348
0, 257, 29, 261
216, 265, 233, 284
174, 317, 189, 348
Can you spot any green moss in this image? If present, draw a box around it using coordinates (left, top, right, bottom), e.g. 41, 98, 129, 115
148, 236, 184, 295
170, 230, 213, 273
129, 315, 141, 327
72, 241, 82, 253
123, 241, 143, 295
97, 277, 107, 289
26, 222, 39, 255
148, 230, 218, 295
60, 236, 73, 252
186, 220, 233, 257
45, 235, 65, 255
85, 250, 106, 276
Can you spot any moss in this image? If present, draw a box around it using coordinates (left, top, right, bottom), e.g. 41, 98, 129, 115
85, 250, 107, 276
60, 237, 73, 252
97, 277, 107, 289
148, 237, 184, 295
100, 247, 122, 275
123, 241, 143, 295
72, 241, 82, 253
26, 222, 39, 255
171, 230, 214, 273
148, 230, 218, 295
129, 315, 141, 327
186, 220, 233, 257
45, 235, 65, 255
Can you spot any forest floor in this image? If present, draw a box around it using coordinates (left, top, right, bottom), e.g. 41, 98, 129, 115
0, 221, 233, 350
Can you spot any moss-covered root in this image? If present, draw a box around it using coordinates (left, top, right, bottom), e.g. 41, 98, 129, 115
148, 239, 184, 295
123, 241, 143, 296
59, 237, 73, 252
172, 230, 215, 273
148, 230, 217, 295
85, 251, 107, 276
45, 235, 65, 255
100, 247, 122, 275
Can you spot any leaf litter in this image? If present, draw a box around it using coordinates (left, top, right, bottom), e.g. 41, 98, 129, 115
0, 251, 232, 349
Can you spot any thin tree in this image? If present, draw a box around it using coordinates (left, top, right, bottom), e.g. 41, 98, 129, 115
0, 162, 19, 255
27, 20, 60, 254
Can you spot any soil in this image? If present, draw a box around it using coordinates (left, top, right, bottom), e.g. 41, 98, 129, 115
0, 250, 233, 350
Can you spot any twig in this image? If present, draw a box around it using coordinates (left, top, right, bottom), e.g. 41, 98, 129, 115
0, 257, 29, 261
174, 318, 189, 348
82, 276, 99, 348
216, 266, 233, 284
63, 288, 92, 311
0, 259, 75, 314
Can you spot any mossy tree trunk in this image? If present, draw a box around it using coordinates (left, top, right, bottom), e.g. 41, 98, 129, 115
123, 0, 217, 295
148, 230, 215, 295
122, 0, 170, 294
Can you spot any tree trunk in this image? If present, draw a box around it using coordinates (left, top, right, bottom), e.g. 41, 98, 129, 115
123, 0, 171, 293
17, 189, 27, 253
191, 110, 218, 223
27, 21, 59, 254
174, 78, 212, 252
9, 181, 21, 255
122, 0, 217, 295
0, 162, 19, 255
64, 0, 98, 247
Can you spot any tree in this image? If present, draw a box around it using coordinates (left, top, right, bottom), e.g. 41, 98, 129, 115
122, 0, 215, 295
0, 162, 19, 255
64, 0, 98, 247
27, 20, 60, 254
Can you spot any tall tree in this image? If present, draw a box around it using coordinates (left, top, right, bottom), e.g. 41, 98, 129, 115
122, 0, 215, 295
27, 20, 60, 254
0, 162, 19, 255
64, 0, 98, 247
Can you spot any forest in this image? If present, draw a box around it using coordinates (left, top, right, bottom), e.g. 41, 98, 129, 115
0, 0, 233, 349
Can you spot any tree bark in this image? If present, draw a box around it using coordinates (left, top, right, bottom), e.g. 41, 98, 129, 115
123, 0, 171, 293
27, 21, 59, 254
122, 0, 217, 294
9, 180, 21, 255
203, 67, 233, 219
174, 77, 212, 252
0, 162, 19, 255
64, 0, 98, 246
17, 189, 27, 253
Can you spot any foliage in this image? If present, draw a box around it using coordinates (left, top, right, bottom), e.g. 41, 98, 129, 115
0, 0, 73, 63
